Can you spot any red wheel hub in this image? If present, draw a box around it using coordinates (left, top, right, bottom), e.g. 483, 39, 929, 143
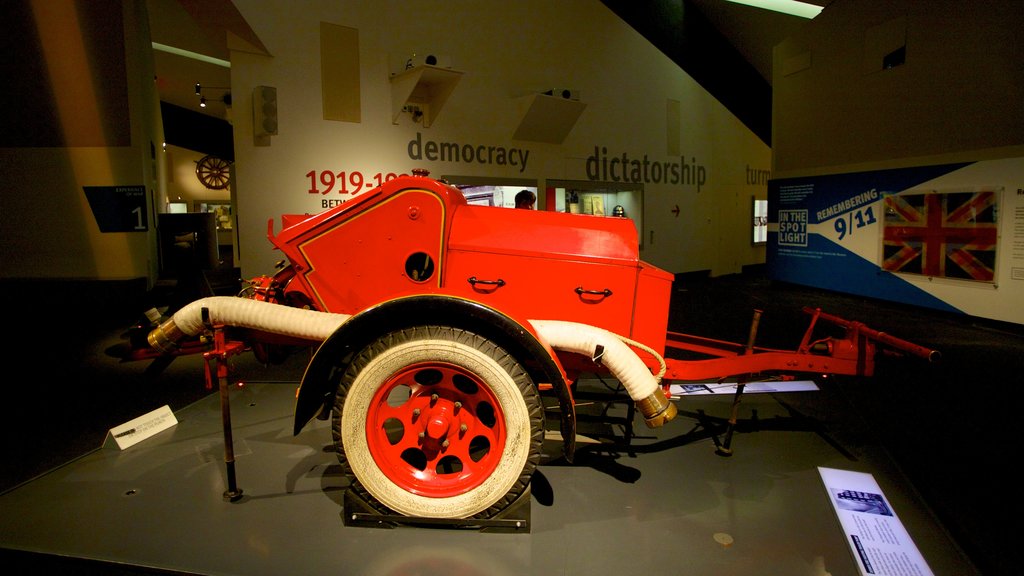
365, 362, 507, 498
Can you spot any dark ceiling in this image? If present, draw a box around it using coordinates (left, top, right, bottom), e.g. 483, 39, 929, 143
602, 0, 829, 145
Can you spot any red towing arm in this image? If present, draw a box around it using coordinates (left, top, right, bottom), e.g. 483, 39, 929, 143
659, 307, 939, 383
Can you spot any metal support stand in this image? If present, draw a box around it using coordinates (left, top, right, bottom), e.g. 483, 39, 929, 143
714, 309, 761, 457
688, 406, 760, 457
200, 308, 247, 502
343, 487, 531, 533
714, 382, 746, 457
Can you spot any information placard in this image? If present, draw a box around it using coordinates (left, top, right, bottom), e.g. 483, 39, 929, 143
819, 467, 933, 576
668, 380, 818, 396
83, 185, 148, 232
106, 405, 177, 450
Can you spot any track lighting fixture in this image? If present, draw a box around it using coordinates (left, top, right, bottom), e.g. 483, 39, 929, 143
194, 82, 230, 110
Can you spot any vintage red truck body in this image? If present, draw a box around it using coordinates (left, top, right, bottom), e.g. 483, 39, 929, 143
266, 175, 672, 361
138, 170, 937, 524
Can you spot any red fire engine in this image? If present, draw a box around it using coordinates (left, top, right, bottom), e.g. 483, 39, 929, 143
136, 170, 936, 527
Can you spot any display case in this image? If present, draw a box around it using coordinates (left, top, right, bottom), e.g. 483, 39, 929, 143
547, 180, 644, 248
441, 175, 539, 209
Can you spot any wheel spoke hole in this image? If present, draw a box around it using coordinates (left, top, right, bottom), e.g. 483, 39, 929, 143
453, 374, 478, 395
468, 436, 491, 462
381, 417, 404, 445
436, 455, 463, 475
476, 401, 497, 427
385, 386, 410, 407
413, 368, 443, 386
400, 448, 427, 471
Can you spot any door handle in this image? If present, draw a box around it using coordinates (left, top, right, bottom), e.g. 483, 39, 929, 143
575, 286, 612, 297
468, 276, 506, 288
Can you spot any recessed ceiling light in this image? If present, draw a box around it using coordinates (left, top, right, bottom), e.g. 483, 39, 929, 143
722, 0, 823, 19
152, 42, 231, 68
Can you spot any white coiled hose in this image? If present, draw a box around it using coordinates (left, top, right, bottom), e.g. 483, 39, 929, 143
528, 319, 664, 402
148, 297, 349, 351
150, 297, 665, 404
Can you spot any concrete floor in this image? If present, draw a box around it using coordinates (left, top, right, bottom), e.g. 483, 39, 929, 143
0, 376, 976, 576
1, 271, 1019, 575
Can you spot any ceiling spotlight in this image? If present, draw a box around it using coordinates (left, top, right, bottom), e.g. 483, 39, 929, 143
721, 0, 822, 19
196, 84, 228, 109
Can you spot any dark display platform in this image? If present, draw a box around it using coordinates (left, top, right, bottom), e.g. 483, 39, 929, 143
0, 375, 976, 575
3, 270, 1018, 575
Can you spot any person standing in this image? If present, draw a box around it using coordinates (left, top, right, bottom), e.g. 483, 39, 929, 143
514, 190, 536, 209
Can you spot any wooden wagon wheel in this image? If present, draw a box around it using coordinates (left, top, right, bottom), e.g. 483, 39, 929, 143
195, 155, 232, 190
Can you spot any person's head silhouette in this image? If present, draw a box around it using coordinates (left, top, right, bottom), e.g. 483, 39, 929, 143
515, 190, 536, 209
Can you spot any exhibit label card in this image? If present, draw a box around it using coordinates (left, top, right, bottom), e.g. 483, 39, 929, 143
818, 467, 934, 576
107, 405, 178, 450
669, 380, 818, 396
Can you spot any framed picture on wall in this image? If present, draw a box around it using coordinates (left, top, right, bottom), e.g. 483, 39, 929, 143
752, 197, 768, 245
196, 201, 233, 231
881, 189, 997, 282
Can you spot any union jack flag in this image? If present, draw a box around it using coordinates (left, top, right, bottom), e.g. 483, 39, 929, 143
882, 191, 997, 282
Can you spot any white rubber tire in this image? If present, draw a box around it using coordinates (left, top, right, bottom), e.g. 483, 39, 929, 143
335, 327, 541, 519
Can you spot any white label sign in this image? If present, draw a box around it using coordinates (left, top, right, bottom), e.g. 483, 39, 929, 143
819, 467, 934, 576
107, 405, 178, 450
669, 380, 819, 396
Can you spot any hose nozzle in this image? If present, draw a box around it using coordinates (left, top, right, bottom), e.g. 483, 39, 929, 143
636, 388, 677, 428
147, 319, 186, 354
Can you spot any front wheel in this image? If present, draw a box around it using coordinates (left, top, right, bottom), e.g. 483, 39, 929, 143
332, 326, 543, 519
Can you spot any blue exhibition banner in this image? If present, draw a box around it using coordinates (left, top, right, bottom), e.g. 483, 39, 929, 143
766, 163, 980, 316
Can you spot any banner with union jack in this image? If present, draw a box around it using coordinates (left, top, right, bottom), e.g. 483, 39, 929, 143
881, 191, 998, 282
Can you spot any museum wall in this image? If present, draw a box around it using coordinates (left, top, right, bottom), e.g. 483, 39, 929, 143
771, 0, 1024, 176
0, 0, 772, 290
227, 0, 771, 279
0, 0, 162, 282
768, 0, 1024, 325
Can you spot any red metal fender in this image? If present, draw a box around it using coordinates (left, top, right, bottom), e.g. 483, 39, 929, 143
293, 293, 578, 461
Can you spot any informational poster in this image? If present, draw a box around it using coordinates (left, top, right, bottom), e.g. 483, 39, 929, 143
1016, 193, 1024, 280
819, 467, 934, 576
767, 158, 1024, 325
83, 185, 148, 232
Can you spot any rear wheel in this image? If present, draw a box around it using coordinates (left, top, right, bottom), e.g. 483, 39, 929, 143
332, 326, 543, 519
